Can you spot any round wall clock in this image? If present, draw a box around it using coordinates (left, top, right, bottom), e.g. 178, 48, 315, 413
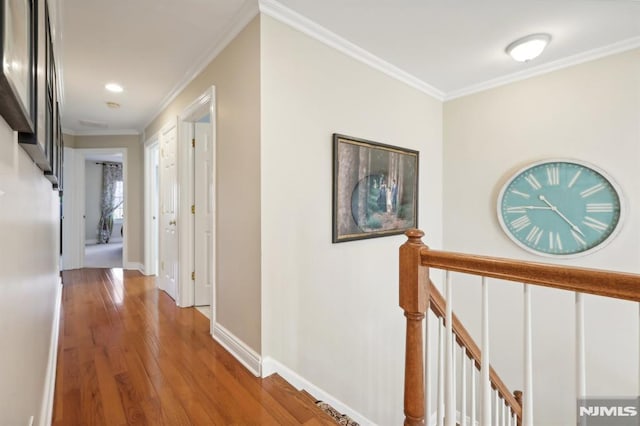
497, 159, 623, 257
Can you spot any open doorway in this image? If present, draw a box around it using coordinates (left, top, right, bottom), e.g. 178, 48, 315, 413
177, 87, 216, 330
83, 153, 124, 268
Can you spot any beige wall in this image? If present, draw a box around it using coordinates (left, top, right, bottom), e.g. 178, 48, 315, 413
73, 135, 144, 264
260, 15, 443, 425
443, 49, 640, 424
0, 120, 60, 424
145, 17, 262, 352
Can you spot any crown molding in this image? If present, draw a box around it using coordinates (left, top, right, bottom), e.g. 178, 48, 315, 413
259, 0, 445, 101
446, 36, 640, 101
65, 129, 141, 136
142, 0, 260, 132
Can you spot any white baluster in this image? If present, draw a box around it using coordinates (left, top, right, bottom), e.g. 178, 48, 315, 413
461, 349, 467, 426
494, 391, 499, 426
445, 272, 455, 426
501, 398, 506, 426
481, 277, 491, 425
426, 310, 432, 426
438, 318, 445, 426
523, 284, 534, 426
507, 407, 512, 426
576, 292, 586, 426
471, 358, 476, 426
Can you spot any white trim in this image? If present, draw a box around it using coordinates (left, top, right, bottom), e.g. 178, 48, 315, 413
144, 134, 160, 277
84, 238, 98, 245
213, 323, 262, 377
39, 279, 62, 426
261, 357, 375, 426
142, 1, 259, 131
125, 262, 145, 274
259, 0, 445, 101
75, 148, 129, 268
177, 120, 194, 308
446, 36, 640, 100
67, 129, 141, 136
178, 87, 217, 322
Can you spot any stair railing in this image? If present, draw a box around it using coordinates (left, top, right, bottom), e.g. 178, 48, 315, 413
399, 229, 640, 426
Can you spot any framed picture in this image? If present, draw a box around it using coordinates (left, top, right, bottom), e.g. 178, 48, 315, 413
332, 134, 419, 243
18, 0, 49, 170
0, 0, 33, 132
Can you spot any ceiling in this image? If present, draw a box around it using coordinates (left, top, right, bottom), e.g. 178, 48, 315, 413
58, 0, 640, 134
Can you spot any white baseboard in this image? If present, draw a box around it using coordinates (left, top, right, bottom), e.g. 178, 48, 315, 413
40, 278, 62, 426
124, 262, 145, 274
212, 323, 261, 377
261, 357, 375, 426
85, 238, 97, 245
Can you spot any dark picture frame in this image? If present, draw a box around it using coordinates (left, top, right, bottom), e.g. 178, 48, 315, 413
332, 133, 419, 243
18, 0, 49, 170
0, 0, 34, 132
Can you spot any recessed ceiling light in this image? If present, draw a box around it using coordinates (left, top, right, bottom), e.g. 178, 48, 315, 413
506, 34, 551, 62
105, 82, 124, 93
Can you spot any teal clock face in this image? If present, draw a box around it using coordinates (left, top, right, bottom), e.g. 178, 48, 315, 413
498, 160, 622, 257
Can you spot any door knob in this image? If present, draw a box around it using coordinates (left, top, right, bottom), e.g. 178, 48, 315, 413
169, 220, 176, 225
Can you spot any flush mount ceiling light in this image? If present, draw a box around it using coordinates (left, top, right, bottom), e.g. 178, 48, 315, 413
505, 33, 551, 62
106, 101, 121, 109
105, 82, 124, 93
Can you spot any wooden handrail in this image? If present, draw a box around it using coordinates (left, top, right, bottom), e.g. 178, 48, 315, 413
399, 229, 640, 425
421, 249, 640, 302
429, 280, 522, 421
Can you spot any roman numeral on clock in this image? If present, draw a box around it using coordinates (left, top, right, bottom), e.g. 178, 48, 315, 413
549, 231, 562, 251
546, 165, 559, 186
580, 183, 605, 198
511, 215, 531, 232
571, 229, 587, 247
582, 216, 608, 233
525, 174, 542, 190
525, 226, 543, 246
586, 203, 613, 213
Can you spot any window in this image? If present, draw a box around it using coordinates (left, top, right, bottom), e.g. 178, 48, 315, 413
113, 180, 124, 220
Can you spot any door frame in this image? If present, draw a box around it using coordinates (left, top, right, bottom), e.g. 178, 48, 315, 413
70, 147, 129, 269
144, 134, 160, 276
177, 87, 216, 327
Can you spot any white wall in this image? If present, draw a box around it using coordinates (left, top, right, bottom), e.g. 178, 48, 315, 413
443, 49, 640, 425
260, 15, 443, 425
84, 161, 102, 243
0, 119, 60, 424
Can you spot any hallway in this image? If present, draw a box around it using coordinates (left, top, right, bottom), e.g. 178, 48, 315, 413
53, 269, 334, 425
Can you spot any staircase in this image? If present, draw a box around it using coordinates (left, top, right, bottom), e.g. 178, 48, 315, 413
399, 229, 640, 426
264, 373, 352, 425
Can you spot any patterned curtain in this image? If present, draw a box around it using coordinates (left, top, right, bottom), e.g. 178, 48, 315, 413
97, 163, 123, 244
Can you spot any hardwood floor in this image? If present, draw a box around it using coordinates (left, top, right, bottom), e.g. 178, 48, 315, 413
53, 269, 335, 425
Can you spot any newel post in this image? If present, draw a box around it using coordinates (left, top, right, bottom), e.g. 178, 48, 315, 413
399, 229, 430, 426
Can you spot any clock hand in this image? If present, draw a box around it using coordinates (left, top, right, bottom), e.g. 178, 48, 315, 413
506, 206, 553, 212
538, 195, 585, 237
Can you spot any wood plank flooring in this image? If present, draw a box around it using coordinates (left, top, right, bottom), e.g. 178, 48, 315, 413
53, 268, 334, 425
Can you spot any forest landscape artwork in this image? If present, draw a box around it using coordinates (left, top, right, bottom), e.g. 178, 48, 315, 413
333, 134, 418, 242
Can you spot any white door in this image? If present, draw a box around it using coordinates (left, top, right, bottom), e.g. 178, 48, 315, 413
159, 124, 179, 300
194, 118, 213, 306
150, 143, 160, 275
